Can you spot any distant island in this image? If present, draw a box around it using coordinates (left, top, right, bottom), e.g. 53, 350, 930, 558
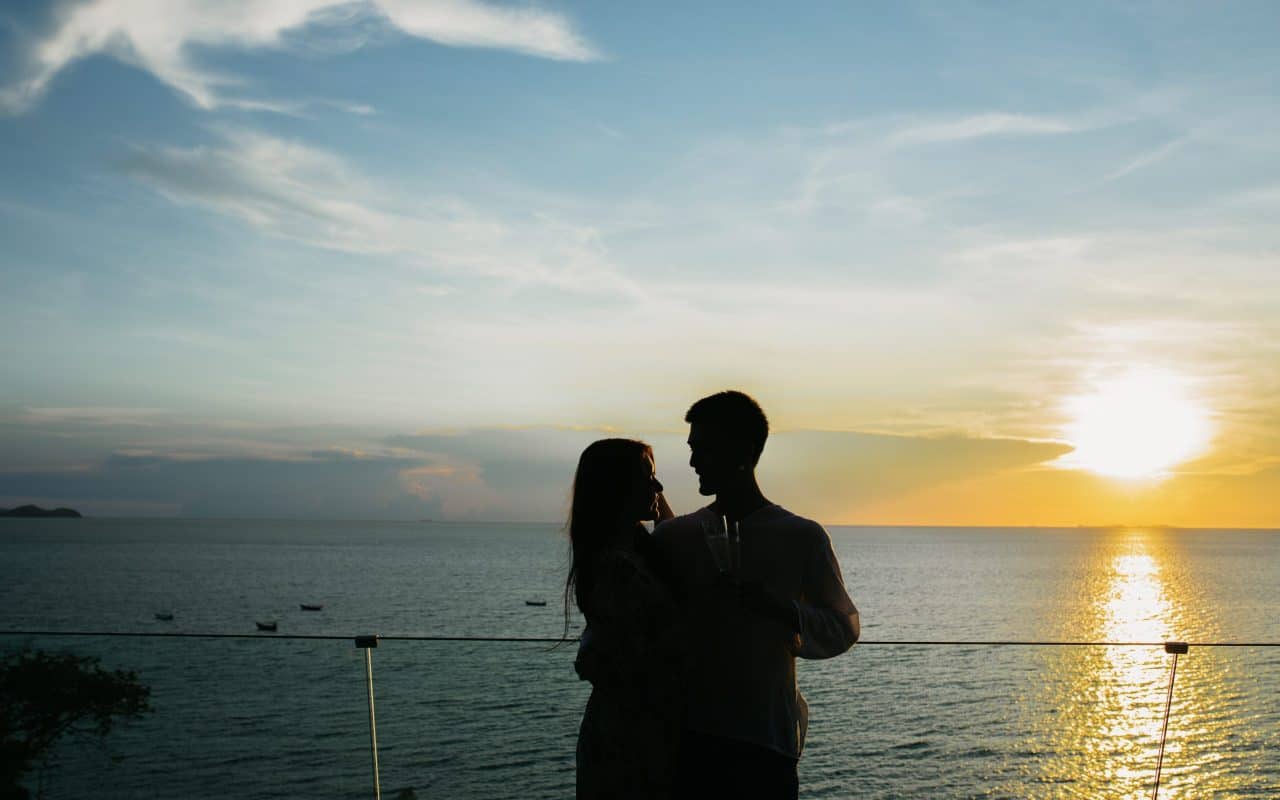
0, 505, 82, 518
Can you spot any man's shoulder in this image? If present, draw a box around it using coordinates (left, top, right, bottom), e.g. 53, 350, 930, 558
759, 504, 829, 543
752, 504, 834, 555
653, 507, 712, 541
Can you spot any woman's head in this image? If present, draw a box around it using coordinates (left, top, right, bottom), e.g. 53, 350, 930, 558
565, 438, 663, 621
571, 438, 662, 528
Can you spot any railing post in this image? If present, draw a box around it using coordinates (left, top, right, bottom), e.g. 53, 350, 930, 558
1152, 641, 1188, 800
355, 634, 382, 800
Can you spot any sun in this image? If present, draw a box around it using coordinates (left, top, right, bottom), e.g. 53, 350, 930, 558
1060, 369, 1213, 479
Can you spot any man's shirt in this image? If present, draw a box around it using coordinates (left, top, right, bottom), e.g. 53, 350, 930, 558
653, 503, 859, 758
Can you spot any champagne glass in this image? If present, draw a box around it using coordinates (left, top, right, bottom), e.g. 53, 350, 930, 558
727, 517, 741, 574
702, 515, 731, 573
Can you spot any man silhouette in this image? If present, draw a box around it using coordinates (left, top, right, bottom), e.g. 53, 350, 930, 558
653, 390, 859, 799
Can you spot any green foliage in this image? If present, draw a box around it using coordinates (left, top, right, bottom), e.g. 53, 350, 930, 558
0, 650, 151, 799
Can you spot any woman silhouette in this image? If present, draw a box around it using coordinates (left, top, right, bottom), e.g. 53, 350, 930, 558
566, 438, 682, 799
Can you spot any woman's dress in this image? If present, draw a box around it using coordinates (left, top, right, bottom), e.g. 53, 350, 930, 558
575, 547, 683, 799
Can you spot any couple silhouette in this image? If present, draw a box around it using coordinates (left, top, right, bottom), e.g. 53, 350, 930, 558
568, 390, 861, 799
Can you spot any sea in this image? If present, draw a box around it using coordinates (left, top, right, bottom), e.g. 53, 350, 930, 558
1, 519, 1277, 799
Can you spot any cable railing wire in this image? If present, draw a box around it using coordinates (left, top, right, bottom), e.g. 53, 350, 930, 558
4, 629, 1276, 798
1, 629, 1278, 646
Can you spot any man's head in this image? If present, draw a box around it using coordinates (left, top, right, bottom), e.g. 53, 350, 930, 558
685, 390, 769, 496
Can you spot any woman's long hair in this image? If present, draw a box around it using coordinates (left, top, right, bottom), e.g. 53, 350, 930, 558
564, 438, 652, 630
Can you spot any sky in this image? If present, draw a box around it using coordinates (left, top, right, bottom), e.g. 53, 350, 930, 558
1, 1, 1277, 525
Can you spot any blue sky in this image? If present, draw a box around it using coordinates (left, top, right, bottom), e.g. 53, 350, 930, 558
2, 1, 1278, 523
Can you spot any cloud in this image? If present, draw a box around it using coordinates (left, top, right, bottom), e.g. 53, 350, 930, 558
763, 105, 1137, 221
757, 430, 1072, 523
21, 407, 171, 425
950, 236, 1095, 277
388, 427, 604, 519
0, 412, 613, 520
0, 412, 1079, 522
120, 128, 639, 294
333, 426, 1076, 522
376, 0, 598, 61
946, 226, 1279, 315
0, 450, 443, 518
1103, 134, 1191, 182
216, 97, 379, 117
886, 112, 1081, 147
769, 99, 1176, 219
120, 129, 416, 255
4, 411, 1279, 525
0, 0, 598, 113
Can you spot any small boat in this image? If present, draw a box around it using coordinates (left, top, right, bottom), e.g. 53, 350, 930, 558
525, 600, 548, 607
255, 621, 278, 632
300, 603, 324, 611
154, 612, 174, 621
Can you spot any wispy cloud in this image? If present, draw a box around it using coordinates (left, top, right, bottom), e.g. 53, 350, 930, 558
120, 129, 418, 255
376, 0, 599, 61
805, 97, 1174, 152
951, 236, 1095, 271
120, 127, 639, 295
0, 0, 599, 113
774, 105, 1141, 216
885, 112, 1081, 147
219, 97, 379, 118
1104, 134, 1192, 182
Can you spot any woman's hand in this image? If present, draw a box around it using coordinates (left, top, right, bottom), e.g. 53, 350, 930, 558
656, 492, 675, 522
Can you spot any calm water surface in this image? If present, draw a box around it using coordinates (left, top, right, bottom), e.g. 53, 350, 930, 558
1, 519, 1277, 798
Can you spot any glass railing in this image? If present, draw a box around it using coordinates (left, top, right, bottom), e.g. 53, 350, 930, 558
2, 631, 1277, 799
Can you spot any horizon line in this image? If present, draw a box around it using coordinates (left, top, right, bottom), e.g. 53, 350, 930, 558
5, 515, 1278, 532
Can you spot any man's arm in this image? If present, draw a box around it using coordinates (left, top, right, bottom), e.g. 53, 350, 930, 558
792, 527, 859, 659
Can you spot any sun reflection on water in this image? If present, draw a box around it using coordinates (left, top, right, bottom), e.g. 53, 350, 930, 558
1095, 546, 1176, 791
1028, 531, 1202, 799
1103, 551, 1172, 681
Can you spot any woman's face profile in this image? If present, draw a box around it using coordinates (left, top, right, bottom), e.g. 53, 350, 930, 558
624, 453, 663, 522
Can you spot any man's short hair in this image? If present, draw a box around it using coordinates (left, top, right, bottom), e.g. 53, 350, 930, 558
685, 390, 770, 465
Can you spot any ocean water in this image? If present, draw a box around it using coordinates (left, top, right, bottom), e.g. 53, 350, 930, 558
1, 519, 1277, 799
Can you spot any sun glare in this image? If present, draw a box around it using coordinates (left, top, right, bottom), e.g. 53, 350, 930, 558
1061, 369, 1213, 479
